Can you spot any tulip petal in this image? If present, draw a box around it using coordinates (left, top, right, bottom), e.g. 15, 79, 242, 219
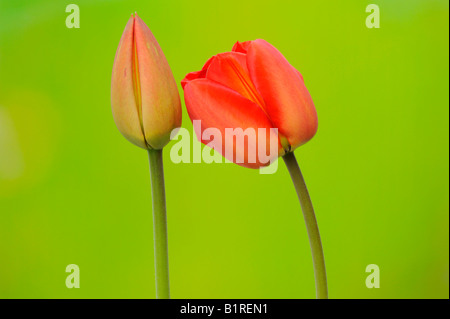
181, 56, 214, 89
134, 14, 182, 149
233, 40, 304, 81
184, 79, 281, 168
111, 16, 147, 149
245, 39, 317, 149
232, 41, 252, 54
205, 52, 266, 109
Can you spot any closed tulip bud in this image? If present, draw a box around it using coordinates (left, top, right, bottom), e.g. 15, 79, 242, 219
111, 13, 181, 150
181, 39, 317, 168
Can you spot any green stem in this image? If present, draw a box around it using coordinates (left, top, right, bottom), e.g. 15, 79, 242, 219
147, 149, 170, 299
282, 152, 328, 299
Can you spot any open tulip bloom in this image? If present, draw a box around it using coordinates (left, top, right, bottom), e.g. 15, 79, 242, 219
182, 39, 328, 298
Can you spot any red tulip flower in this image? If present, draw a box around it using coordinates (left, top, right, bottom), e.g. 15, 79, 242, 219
181, 39, 318, 168
181, 39, 327, 298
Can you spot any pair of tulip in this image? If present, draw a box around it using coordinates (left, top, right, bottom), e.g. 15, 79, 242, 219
111, 14, 317, 161
111, 13, 326, 299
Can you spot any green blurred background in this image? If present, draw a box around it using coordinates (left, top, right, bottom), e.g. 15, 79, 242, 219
0, 0, 448, 299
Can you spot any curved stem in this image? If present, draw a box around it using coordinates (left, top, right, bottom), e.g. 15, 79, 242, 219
147, 149, 170, 299
282, 152, 328, 299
